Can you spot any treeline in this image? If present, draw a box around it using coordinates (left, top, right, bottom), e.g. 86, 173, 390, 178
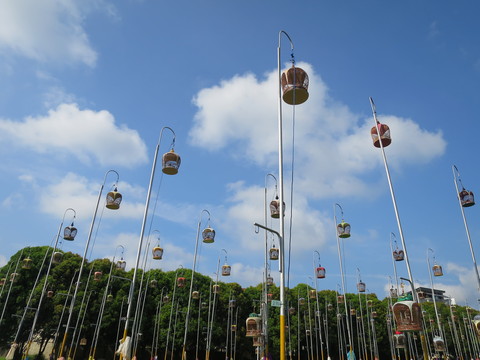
0, 246, 475, 360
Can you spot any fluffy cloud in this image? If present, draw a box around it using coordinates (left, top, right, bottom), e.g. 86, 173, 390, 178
0, 0, 105, 66
0, 103, 148, 167
38, 172, 146, 222
190, 63, 447, 201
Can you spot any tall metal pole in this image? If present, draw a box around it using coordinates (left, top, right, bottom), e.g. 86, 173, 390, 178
12, 243, 54, 349
452, 165, 480, 293
121, 127, 178, 359
24, 208, 76, 359
164, 266, 182, 360
59, 170, 120, 358
426, 248, 447, 352
334, 204, 353, 356
277, 30, 294, 360
182, 209, 212, 360
370, 98, 429, 360
264, 173, 277, 359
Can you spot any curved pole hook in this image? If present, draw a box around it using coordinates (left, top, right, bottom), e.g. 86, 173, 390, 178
334, 203, 345, 221
104, 169, 120, 188
158, 126, 177, 150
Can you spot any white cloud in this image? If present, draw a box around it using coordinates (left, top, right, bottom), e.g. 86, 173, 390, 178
0, 103, 148, 167
0, 0, 103, 66
38, 172, 146, 222
189, 63, 447, 200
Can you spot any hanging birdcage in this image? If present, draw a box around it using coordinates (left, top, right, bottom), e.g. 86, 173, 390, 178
80, 338, 87, 346
0, 278, 5, 286
266, 276, 274, 286
162, 149, 181, 175
337, 295, 344, 304
371, 311, 378, 318
298, 297, 305, 306
231, 324, 237, 332
357, 281, 366, 293
473, 315, 480, 336
229, 299, 236, 308
246, 314, 262, 337
270, 197, 285, 218
289, 307, 296, 315
417, 291, 426, 300
367, 300, 373, 308
459, 189, 475, 207
432, 264, 443, 277
106, 187, 122, 210
213, 284, 220, 294
107, 294, 114, 302
350, 309, 356, 316
10, 273, 19, 282
371, 122, 392, 148
390, 288, 398, 298
267, 293, 273, 302
163, 295, 170, 303
22, 257, 33, 269
327, 303, 334, 311
150, 279, 158, 288
63, 223, 77, 241
394, 333, 406, 349
192, 290, 200, 299
393, 249, 405, 261
222, 264, 231, 276
94, 271, 102, 281
337, 221, 351, 238
152, 246, 164, 260
392, 300, 423, 332
309, 289, 316, 299
269, 246, 279, 261
202, 227, 215, 243
47, 290, 54, 298
315, 266, 326, 279
177, 277, 186, 287
116, 259, 126, 271
281, 65, 309, 105
52, 252, 63, 264
253, 336, 264, 347
434, 336, 446, 352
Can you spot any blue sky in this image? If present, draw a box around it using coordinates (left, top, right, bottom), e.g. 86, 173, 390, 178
1, 0, 480, 307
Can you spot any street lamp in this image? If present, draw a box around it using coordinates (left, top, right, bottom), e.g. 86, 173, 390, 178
182, 209, 215, 360
58, 170, 121, 358
121, 126, 180, 359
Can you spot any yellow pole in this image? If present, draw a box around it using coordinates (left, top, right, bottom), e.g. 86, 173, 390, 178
59, 333, 68, 359
420, 333, 429, 360
280, 314, 286, 360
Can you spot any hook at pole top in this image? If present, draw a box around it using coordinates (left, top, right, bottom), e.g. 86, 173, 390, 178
314, 250, 321, 263
369, 97, 377, 115
334, 203, 345, 220
104, 169, 120, 187
278, 30, 294, 51
63, 208, 76, 220
452, 164, 467, 190
158, 126, 177, 150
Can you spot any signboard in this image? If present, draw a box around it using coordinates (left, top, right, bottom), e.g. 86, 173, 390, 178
271, 300, 282, 307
